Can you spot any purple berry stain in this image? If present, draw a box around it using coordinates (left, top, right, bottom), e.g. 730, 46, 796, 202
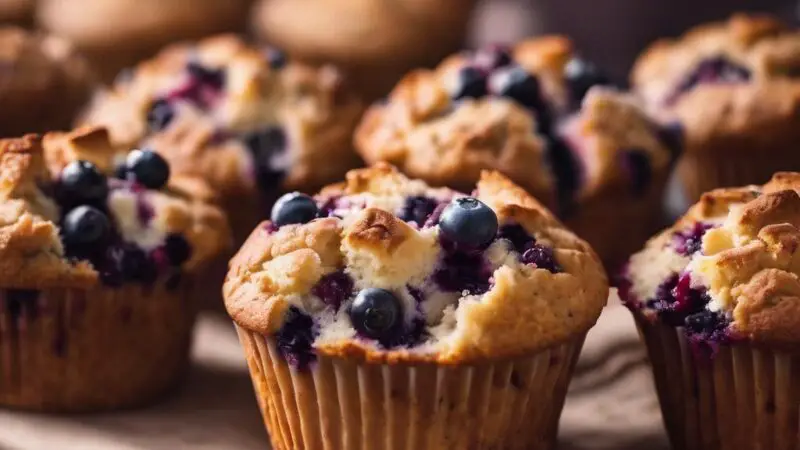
399, 196, 439, 227
311, 271, 354, 310
274, 306, 317, 370
673, 222, 714, 256
666, 56, 750, 105
433, 238, 492, 295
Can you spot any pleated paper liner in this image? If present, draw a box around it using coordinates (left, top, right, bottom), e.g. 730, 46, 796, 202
0, 281, 196, 412
635, 316, 800, 450
237, 326, 586, 450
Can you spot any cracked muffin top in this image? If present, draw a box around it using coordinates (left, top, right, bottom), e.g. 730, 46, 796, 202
619, 172, 800, 350
224, 164, 608, 366
0, 127, 230, 290
0, 26, 95, 137
631, 14, 800, 154
355, 37, 678, 216
80, 34, 364, 196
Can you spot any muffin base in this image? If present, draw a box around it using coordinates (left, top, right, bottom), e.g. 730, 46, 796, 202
236, 326, 586, 450
636, 316, 800, 450
0, 282, 196, 412
677, 149, 800, 205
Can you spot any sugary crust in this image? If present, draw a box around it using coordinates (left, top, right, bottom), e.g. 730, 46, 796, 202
632, 14, 800, 157
36, 0, 249, 54
80, 34, 364, 196
355, 36, 673, 213
0, 27, 95, 137
41, 126, 231, 271
628, 172, 800, 346
224, 164, 608, 364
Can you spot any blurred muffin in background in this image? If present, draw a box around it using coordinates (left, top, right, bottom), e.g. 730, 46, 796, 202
356, 38, 680, 268
252, 0, 478, 100
632, 13, 800, 205
36, 0, 252, 81
0, 0, 33, 27
0, 26, 94, 137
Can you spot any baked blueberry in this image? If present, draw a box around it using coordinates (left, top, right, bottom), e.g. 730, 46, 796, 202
564, 58, 610, 108
59, 160, 108, 206
164, 234, 192, 266
146, 99, 174, 132
474, 45, 513, 71
123, 149, 170, 189
521, 244, 562, 273
275, 306, 317, 369
62, 205, 110, 249
489, 65, 543, 110
186, 61, 225, 90
399, 196, 439, 226
452, 66, 488, 100
271, 192, 318, 227
244, 126, 288, 190
266, 48, 287, 70
439, 197, 498, 248
349, 288, 402, 340
311, 270, 354, 310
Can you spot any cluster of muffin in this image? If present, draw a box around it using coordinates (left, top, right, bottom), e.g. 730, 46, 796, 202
0, 8, 799, 450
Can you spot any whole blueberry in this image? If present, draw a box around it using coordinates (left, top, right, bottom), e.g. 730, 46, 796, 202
123, 149, 170, 189
59, 160, 108, 206
349, 288, 402, 340
564, 58, 610, 107
452, 66, 488, 100
164, 234, 192, 266
439, 197, 498, 248
146, 99, 174, 132
62, 205, 110, 248
271, 192, 318, 227
489, 65, 542, 109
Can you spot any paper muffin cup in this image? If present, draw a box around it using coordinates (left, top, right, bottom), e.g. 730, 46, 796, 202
236, 325, 586, 450
566, 167, 670, 271
0, 281, 196, 412
677, 149, 800, 205
635, 315, 800, 450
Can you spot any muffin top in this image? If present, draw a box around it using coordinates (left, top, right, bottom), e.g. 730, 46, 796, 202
0, 127, 230, 291
80, 34, 364, 196
619, 172, 800, 349
37, 0, 250, 54
0, 26, 94, 137
224, 164, 608, 366
356, 37, 678, 216
632, 14, 800, 153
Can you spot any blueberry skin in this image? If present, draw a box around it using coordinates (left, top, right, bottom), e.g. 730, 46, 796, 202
564, 58, 610, 108
146, 99, 174, 132
164, 234, 192, 266
271, 192, 319, 227
266, 48, 287, 70
62, 205, 110, 248
452, 66, 488, 100
490, 66, 542, 109
59, 160, 108, 206
124, 149, 170, 189
349, 288, 402, 340
439, 197, 498, 248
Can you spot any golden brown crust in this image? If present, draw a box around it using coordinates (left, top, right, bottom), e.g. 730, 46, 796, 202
224, 164, 608, 364
36, 0, 250, 80
0, 27, 95, 137
80, 34, 364, 196
625, 172, 800, 346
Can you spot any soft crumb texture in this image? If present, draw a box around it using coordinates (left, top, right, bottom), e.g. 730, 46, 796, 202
620, 172, 800, 347
0, 27, 95, 137
0, 129, 230, 291
80, 34, 364, 196
224, 164, 608, 364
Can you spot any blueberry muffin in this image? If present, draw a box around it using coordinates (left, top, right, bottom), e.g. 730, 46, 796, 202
80, 35, 364, 244
0, 128, 229, 411
224, 163, 608, 450
632, 13, 800, 205
618, 172, 800, 450
0, 0, 33, 26
0, 27, 94, 137
356, 38, 679, 268
252, 0, 477, 100
36, 0, 252, 81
